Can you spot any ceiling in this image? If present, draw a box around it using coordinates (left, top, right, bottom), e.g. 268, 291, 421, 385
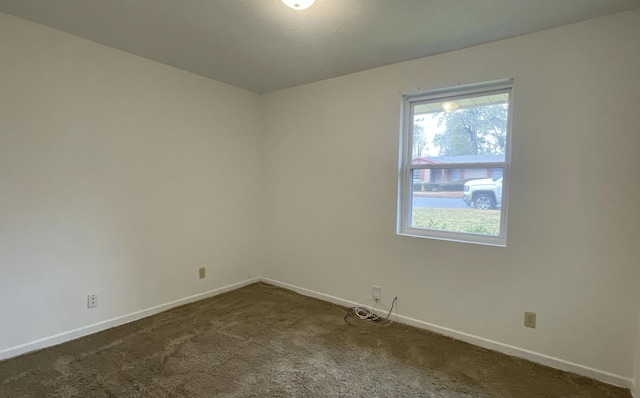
1, 0, 639, 94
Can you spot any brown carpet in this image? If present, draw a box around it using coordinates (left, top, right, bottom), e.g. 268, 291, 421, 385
0, 283, 631, 397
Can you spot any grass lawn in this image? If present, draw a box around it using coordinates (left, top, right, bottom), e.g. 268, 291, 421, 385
412, 208, 500, 235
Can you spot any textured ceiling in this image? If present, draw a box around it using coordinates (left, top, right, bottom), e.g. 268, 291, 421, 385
1, 0, 639, 94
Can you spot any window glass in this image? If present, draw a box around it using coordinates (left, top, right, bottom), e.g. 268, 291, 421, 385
398, 80, 513, 246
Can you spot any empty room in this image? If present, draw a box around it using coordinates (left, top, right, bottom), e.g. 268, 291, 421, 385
1, 0, 640, 396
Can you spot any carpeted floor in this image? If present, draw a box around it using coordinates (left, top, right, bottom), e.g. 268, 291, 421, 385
0, 283, 632, 397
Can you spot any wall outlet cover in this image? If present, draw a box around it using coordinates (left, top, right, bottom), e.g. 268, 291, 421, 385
87, 294, 98, 309
524, 311, 536, 328
372, 285, 381, 300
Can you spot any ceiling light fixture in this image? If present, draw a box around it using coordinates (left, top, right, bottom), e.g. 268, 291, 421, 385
441, 101, 459, 112
281, 0, 315, 10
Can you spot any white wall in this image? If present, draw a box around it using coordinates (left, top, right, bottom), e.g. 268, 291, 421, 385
0, 13, 262, 357
262, 9, 640, 384
2, 6, 640, 390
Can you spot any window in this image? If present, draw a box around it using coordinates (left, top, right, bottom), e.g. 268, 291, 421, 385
397, 79, 513, 246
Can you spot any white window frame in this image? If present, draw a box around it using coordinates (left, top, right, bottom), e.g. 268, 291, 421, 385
397, 79, 514, 247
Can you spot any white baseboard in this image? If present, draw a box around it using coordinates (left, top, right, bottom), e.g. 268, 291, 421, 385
260, 277, 634, 391
0, 278, 258, 362
1, 276, 634, 392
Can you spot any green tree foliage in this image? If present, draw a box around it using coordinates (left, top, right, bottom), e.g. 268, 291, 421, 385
412, 117, 427, 158
433, 104, 507, 156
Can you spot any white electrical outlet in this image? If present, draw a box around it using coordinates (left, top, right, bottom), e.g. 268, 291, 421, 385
524, 311, 536, 328
199, 267, 206, 279
372, 285, 381, 300
87, 294, 98, 309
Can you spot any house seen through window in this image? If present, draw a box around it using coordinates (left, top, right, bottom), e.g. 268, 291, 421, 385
397, 79, 513, 246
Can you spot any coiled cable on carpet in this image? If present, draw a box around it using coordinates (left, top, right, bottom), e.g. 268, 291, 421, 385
344, 296, 397, 327
256, 280, 398, 327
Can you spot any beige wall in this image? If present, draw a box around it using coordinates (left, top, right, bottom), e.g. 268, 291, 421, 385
0, 13, 262, 357
262, 10, 640, 383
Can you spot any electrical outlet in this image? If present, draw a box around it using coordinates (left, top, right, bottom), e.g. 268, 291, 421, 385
87, 294, 98, 309
199, 267, 206, 279
372, 285, 381, 300
524, 311, 536, 328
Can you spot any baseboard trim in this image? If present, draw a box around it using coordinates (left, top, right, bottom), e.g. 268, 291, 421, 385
1, 276, 634, 391
260, 277, 634, 390
0, 278, 258, 361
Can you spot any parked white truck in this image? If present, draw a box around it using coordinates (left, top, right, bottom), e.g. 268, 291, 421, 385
462, 176, 502, 210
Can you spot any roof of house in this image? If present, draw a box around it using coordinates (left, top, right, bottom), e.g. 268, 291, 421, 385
413, 155, 505, 164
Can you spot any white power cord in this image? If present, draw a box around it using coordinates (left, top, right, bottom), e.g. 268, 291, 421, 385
346, 297, 398, 327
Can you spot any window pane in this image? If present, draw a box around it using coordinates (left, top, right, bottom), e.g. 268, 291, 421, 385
411, 93, 508, 165
410, 168, 504, 236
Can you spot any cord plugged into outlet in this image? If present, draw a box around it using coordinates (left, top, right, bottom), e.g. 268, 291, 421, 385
372, 285, 381, 301
344, 295, 398, 327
